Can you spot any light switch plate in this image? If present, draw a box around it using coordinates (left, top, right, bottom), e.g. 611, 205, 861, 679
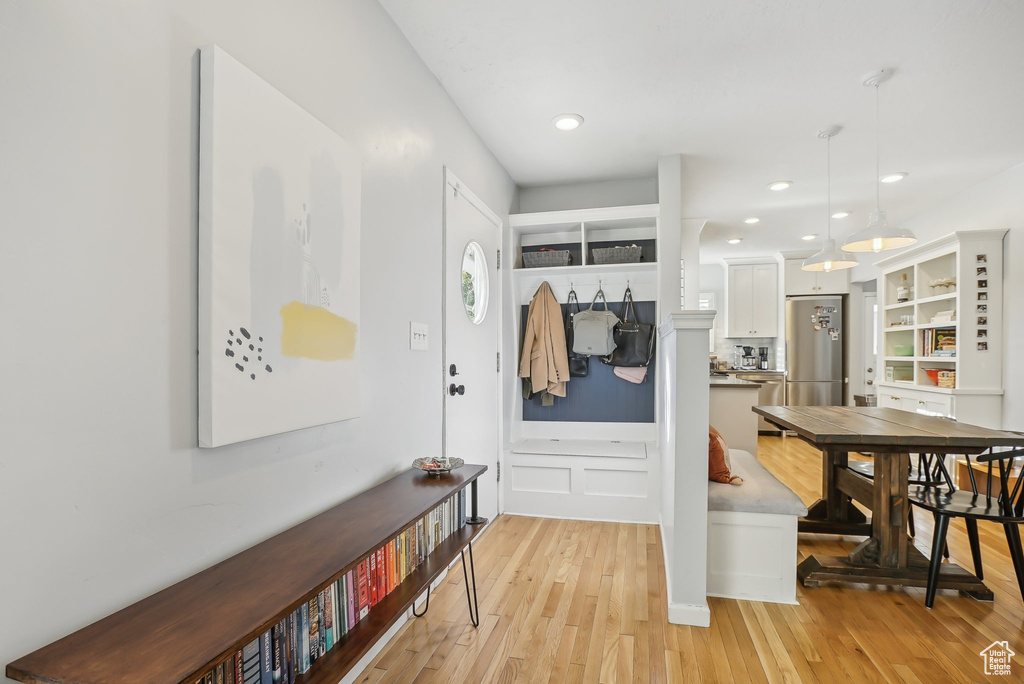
410, 322, 429, 350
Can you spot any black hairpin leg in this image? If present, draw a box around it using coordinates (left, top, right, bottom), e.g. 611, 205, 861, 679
461, 543, 480, 627
466, 479, 486, 525
412, 584, 430, 617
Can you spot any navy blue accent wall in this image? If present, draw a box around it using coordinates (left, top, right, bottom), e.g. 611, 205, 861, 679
520, 300, 657, 423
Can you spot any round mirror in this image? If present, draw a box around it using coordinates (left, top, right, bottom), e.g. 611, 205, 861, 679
461, 241, 489, 324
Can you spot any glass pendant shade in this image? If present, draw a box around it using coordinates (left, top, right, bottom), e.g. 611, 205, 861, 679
842, 209, 917, 253
802, 238, 859, 272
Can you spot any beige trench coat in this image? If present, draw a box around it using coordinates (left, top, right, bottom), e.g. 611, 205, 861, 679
518, 281, 570, 398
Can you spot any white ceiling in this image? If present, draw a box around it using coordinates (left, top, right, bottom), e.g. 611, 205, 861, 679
380, 0, 1024, 261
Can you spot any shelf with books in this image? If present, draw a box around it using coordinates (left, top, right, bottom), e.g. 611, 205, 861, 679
6, 465, 488, 684
875, 230, 1005, 426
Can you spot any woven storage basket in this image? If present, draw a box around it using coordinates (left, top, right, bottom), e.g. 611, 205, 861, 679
937, 370, 956, 389
592, 245, 642, 264
522, 250, 571, 268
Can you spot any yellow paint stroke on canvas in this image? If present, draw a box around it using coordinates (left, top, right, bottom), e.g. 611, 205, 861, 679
279, 301, 357, 360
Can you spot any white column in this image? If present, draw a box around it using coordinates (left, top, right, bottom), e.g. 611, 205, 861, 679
658, 155, 705, 311
658, 310, 715, 627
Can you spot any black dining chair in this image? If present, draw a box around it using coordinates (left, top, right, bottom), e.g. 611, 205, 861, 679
910, 445, 1024, 608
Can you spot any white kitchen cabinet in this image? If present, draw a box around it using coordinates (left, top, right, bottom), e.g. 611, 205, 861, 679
784, 259, 850, 295
727, 263, 778, 337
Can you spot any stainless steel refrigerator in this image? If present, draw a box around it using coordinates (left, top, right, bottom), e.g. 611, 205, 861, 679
785, 295, 844, 406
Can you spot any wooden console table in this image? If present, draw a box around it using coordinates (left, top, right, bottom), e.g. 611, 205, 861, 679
6, 464, 488, 684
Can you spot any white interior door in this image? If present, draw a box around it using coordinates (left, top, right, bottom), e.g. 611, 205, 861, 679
443, 170, 501, 522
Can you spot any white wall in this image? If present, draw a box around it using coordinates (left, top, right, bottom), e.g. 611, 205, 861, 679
850, 162, 1024, 429
0, 0, 515, 676
518, 177, 656, 212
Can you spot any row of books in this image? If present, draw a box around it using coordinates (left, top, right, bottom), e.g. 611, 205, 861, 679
193, 488, 468, 684
923, 327, 957, 356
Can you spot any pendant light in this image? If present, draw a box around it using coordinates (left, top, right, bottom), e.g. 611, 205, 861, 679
803, 127, 858, 272
842, 69, 917, 253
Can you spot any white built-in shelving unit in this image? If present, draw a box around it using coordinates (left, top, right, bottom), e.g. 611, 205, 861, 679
506, 204, 662, 522
875, 230, 1006, 428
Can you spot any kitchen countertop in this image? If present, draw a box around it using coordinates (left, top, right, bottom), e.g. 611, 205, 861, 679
714, 369, 787, 376
709, 376, 761, 388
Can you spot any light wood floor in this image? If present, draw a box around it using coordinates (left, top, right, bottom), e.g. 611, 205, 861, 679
356, 436, 1024, 683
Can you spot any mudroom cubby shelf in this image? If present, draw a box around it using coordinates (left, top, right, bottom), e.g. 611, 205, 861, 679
507, 203, 663, 523
875, 229, 1005, 428
6, 466, 487, 684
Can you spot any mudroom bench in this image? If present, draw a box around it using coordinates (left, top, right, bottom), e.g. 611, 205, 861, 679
707, 449, 807, 604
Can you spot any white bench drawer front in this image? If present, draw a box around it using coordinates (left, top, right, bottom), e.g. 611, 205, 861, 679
503, 445, 659, 522
511, 465, 571, 494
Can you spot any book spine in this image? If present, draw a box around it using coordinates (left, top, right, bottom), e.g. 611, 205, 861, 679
318, 590, 327, 657
259, 629, 272, 684
271, 622, 282, 683
225, 657, 235, 684
241, 638, 260, 684
331, 581, 339, 643
388, 540, 395, 594
308, 596, 320, 664
400, 531, 407, 583
398, 535, 403, 584
417, 519, 424, 563
288, 611, 298, 684
376, 548, 385, 601
298, 602, 310, 674
369, 552, 378, 606
235, 650, 243, 684
215, 662, 224, 684
358, 560, 369, 619
348, 570, 358, 624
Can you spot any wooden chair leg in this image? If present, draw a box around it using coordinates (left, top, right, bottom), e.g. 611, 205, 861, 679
932, 512, 950, 558
1003, 524, 1024, 601
908, 508, 916, 538
926, 514, 950, 609
965, 518, 984, 580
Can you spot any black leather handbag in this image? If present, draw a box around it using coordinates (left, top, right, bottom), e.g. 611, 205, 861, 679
564, 289, 590, 377
601, 287, 655, 368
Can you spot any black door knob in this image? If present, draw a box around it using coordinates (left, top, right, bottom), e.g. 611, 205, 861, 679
449, 363, 459, 377
448, 383, 465, 396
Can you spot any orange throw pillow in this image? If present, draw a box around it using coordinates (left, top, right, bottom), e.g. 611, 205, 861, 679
709, 426, 742, 485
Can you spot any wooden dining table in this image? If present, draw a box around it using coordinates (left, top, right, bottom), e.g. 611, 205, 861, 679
754, 405, 1024, 599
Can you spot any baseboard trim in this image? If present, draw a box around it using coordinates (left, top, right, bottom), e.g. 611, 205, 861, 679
667, 601, 711, 627
502, 510, 658, 525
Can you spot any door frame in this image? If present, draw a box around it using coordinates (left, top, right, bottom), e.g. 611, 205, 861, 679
441, 167, 504, 512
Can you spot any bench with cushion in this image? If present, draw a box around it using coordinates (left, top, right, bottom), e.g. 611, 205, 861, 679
707, 449, 807, 604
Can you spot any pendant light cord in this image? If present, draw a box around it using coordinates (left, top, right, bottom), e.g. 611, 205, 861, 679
826, 133, 832, 239
875, 83, 881, 209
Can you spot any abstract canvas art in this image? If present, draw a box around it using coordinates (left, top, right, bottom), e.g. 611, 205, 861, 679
199, 45, 361, 447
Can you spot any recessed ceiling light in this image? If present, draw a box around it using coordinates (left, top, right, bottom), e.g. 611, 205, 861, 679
768, 180, 792, 191
744, 217, 760, 224
880, 172, 906, 183
727, 238, 743, 244
802, 234, 818, 241
831, 211, 850, 219
552, 113, 584, 131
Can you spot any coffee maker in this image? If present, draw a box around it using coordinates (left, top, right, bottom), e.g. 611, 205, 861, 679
740, 346, 757, 369
758, 346, 770, 370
